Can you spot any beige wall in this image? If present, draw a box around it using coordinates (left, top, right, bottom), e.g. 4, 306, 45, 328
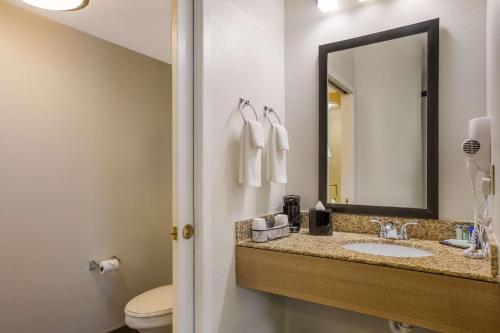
0, 2, 172, 332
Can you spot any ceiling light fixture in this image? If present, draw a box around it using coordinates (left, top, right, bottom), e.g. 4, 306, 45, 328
317, 0, 339, 13
20, 0, 89, 11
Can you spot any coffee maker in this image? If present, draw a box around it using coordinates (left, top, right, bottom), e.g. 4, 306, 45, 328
283, 195, 301, 232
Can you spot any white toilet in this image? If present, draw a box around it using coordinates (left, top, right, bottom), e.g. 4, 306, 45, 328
125, 285, 173, 333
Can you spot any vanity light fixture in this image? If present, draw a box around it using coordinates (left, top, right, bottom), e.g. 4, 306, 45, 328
20, 0, 89, 11
317, 0, 339, 13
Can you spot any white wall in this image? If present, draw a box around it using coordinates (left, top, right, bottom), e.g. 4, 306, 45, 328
328, 36, 424, 208
0, 2, 172, 332
5, 0, 173, 63
327, 49, 355, 91
487, 0, 500, 266
285, 0, 486, 331
340, 94, 356, 203
197, 0, 286, 332
351, 37, 424, 208
285, 0, 486, 220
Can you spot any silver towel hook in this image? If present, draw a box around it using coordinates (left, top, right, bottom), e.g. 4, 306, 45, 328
239, 98, 258, 122
264, 106, 281, 126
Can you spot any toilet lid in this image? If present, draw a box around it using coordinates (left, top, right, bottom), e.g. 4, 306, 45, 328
125, 285, 173, 318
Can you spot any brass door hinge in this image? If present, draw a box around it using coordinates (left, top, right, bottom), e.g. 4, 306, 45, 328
171, 226, 178, 241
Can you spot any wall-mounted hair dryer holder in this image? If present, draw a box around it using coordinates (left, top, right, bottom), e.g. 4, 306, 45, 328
462, 116, 495, 194
462, 116, 494, 259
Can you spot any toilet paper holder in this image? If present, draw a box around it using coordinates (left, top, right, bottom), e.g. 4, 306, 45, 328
89, 256, 121, 271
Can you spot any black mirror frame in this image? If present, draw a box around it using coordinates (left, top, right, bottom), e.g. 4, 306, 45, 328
318, 19, 439, 219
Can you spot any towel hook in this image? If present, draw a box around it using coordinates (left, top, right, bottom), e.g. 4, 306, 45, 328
264, 106, 281, 126
239, 98, 258, 122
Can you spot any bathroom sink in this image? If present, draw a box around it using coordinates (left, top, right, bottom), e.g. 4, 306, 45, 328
342, 242, 433, 258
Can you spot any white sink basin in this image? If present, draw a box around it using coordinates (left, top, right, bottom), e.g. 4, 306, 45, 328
342, 242, 433, 258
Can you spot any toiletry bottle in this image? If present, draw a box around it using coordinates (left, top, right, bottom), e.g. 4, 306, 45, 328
456, 225, 463, 240
462, 225, 470, 241
283, 195, 301, 233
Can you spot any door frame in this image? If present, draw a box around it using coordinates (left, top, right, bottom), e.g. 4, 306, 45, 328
171, 0, 194, 332
193, 0, 211, 331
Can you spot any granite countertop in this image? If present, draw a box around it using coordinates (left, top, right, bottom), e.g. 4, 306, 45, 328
237, 229, 497, 283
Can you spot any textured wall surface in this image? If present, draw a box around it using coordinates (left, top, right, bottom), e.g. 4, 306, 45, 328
197, 0, 287, 332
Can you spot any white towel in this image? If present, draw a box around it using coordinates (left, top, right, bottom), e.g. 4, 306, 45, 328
239, 122, 262, 187
274, 124, 289, 151
247, 120, 265, 149
252, 218, 267, 230
267, 124, 287, 184
274, 214, 289, 227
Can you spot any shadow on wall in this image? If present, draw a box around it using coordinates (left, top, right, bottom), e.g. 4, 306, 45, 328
285, 299, 436, 333
217, 254, 287, 333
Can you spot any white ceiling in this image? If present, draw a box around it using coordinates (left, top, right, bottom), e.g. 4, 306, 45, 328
5, 0, 172, 63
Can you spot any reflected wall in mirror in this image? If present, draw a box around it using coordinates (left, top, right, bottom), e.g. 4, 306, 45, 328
319, 19, 439, 218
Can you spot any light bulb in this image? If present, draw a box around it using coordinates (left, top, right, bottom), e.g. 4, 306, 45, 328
20, 0, 89, 11
317, 0, 339, 13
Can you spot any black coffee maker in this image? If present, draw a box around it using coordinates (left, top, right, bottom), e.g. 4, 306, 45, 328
283, 195, 301, 232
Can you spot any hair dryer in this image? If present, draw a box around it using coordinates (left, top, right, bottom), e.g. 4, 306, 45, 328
462, 117, 491, 174
462, 117, 492, 259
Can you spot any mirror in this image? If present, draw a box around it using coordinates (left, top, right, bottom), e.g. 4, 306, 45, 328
319, 19, 439, 219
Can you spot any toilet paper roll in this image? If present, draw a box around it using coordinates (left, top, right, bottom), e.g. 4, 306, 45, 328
98, 258, 120, 274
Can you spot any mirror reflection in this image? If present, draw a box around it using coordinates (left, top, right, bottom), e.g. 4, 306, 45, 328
326, 33, 428, 208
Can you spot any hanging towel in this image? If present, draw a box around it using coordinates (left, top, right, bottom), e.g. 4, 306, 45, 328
274, 124, 289, 150
239, 122, 262, 187
267, 124, 288, 184
247, 120, 265, 149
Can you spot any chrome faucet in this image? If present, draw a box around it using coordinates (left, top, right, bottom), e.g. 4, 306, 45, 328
370, 218, 417, 240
